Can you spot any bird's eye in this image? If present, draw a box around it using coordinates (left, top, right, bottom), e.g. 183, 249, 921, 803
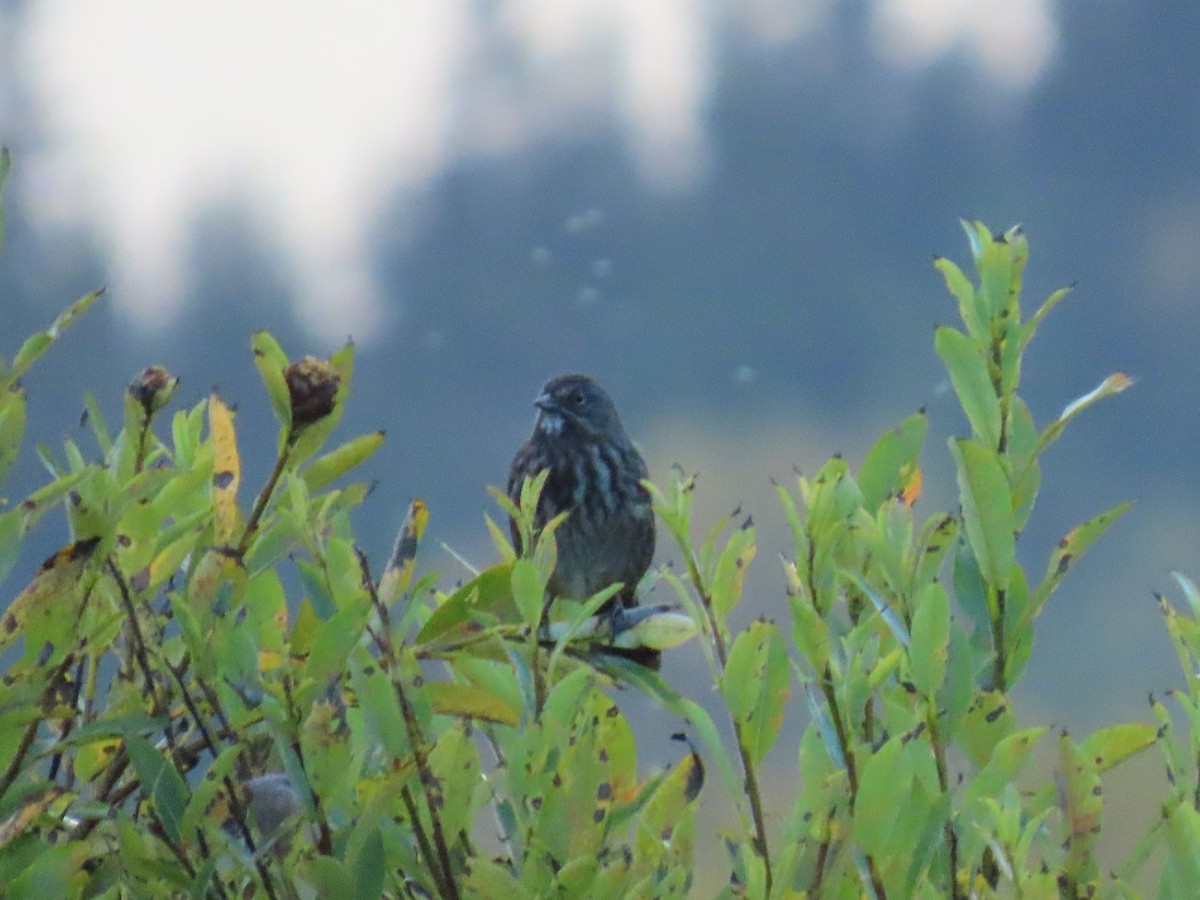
569, 390, 585, 405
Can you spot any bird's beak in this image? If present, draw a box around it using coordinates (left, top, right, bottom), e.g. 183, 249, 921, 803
534, 392, 557, 413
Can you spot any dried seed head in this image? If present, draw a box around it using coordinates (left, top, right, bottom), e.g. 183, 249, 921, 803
128, 365, 177, 414
285, 356, 340, 428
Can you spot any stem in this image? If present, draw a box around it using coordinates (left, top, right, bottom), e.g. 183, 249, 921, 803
928, 703, 961, 899
358, 551, 460, 900
0, 657, 69, 799
147, 810, 201, 882
1194, 745, 1200, 813
991, 588, 1007, 692
821, 667, 859, 800
682, 546, 773, 892
108, 560, 171, 725
238, 438, 294, 557
169, 663, 280, 900
531, 608, 548, 718
48, 655, 88, 784
807, 812, 833, 896
134, 414, 153, 474
820, 667, 887, 898
280, 676, 334, 857
392, 663, 460, 900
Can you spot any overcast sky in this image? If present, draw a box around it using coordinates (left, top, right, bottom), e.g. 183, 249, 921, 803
8, 0, 1055, 338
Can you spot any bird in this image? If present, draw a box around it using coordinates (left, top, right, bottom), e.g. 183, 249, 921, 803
507, 374, 655, 621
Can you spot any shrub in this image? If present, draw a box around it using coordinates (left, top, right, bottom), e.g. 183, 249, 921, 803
1, 152, 1196, 897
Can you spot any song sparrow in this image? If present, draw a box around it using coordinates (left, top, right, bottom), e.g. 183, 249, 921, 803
507, 374, 655, 617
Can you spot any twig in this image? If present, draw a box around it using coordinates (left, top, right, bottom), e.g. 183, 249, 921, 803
681, 545, 773, 891
238, 440, 293, 557
991, 588, 1007, 692
358, 549, 461, 900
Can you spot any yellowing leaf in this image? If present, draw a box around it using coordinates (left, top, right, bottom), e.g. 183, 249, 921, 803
427, 681, 520, 725
208, 394, 241, 544
0, 536, 99, 656
898, 464, 922, 507
0, 787, 65, 850
378, 497, 429, 603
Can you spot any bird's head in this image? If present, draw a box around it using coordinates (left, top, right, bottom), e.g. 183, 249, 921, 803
533, 374, 627, 442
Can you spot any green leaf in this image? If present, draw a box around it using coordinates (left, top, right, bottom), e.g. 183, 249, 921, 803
1162, 803, 1200, 896
0, 509, 23, 589
1079, 722, 1156, 773
1058, 731, 1102, 892
2, 290, 103, 390
949, 438, 1014, 591
1002, 562, 1034, 686
934, 255, 986, 342
464, 858, 524, 896
0, 387, 26, 485
1005, 395, 1041, 529
961, 218, 987, 261
710, 521, 756, 619
1020, 283, 1073, 351
8, 335, 52, 386
427, 721, 486, 841
857, 411, 927, 510
6, 842, 89, 899
852, 735, 908, 857
909, 512, 958, 595
510, 557, 546, 628
936, 327, 1001, 449
789, 591, 831, 673
250, 330, 292, 429
909, 581, 950, 695
300, 857, 353, 898
845, 569, 909, 647
952, 536, 988, 640
960, 690, 1017, 768
938, 626, 978, 734
301, 430, 385, 491
305, 600, 371, 681
180, 744, 243, 839
1172, 571, 1200, 618
82, 392, 113, 457
351, 826, 386, 900
125, 734, 190, 844
415, 562, 516, 645
1027, 501, 1132, 626
616, 663, 742, 798
959, 727, 1047, 814
720, 621, 790, 765
977, 230, 1014, 321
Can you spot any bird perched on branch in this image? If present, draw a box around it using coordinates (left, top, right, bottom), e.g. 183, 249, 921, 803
507, 374, 655, 620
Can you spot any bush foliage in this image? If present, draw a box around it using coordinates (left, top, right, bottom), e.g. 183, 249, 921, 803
2, 153, 1198, 897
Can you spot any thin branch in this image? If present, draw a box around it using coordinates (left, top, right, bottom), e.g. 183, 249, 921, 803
681, 544, 773, 892
238, 440, 293, 557
991, 588, 1007, 692
357, 549, 460, 900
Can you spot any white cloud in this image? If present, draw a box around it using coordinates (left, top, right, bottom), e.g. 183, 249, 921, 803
870, 0, 1057, 89
9, 0, 1057, 341
20, 1, 471, 337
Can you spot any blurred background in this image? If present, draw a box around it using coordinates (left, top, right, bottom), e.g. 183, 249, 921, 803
2, 0, 1197, 886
